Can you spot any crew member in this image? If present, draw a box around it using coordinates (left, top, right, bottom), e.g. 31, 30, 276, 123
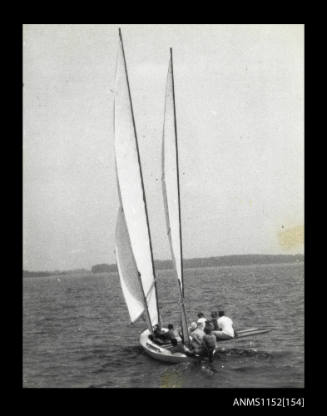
213, 310, 235, 340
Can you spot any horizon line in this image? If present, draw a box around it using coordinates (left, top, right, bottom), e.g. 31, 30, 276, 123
23, 253, 304, 272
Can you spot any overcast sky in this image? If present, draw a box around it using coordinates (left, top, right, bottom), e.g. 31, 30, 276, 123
23, 24, 304, 271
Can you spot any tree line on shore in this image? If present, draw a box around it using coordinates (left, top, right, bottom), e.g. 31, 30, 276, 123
23, 254, 303, 277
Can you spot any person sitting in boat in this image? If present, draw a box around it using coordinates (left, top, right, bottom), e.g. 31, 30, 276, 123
190, 321, 205, 354
210, 311, 219, 330
188, 321, 197, 333
204, 319, 214, 332
166, 324, 182, 342
150, 324, 168, 345
202, 327, 217, 362
212, 310, 235, 340
197, 312, 207, 329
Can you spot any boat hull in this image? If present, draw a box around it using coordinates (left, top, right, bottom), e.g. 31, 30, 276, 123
139, 329, 189, 363
140, 327, 271, 363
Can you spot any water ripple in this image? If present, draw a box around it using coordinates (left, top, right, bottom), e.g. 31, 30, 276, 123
23, 263, 304, 388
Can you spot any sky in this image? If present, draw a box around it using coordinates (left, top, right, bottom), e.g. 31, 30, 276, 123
23, 24, 304, 271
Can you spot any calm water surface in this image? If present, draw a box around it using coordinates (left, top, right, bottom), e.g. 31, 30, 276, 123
23, 263, 304, 388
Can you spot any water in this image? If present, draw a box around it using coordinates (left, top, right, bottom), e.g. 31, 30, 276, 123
23, 262, 304, 388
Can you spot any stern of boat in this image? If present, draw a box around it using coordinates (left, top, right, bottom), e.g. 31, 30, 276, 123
139, 328, 189, 364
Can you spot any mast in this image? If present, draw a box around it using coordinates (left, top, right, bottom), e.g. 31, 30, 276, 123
170, 47, 185, 299
118, 29, 161, 326
162, 47, 190, 344
170, 48, 189, 343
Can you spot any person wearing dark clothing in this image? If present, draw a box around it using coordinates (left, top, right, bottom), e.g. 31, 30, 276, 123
205, 319, 215, 332
202, 327, 217, 362
210, 311, 219, 330
150, 324, 168, 345
154, 324, 166, 337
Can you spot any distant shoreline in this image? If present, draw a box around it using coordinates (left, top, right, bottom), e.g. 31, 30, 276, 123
23, 254, 304, 277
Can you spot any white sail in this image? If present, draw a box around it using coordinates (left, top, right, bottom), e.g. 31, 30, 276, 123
162, 49, 190, 344
115, 207, 144, 323
114, 30, 159, 328
162, 51, 183, 292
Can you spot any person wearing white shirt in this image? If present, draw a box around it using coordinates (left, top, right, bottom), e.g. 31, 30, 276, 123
213, 310, 235, 340
196, 312, 207, 329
